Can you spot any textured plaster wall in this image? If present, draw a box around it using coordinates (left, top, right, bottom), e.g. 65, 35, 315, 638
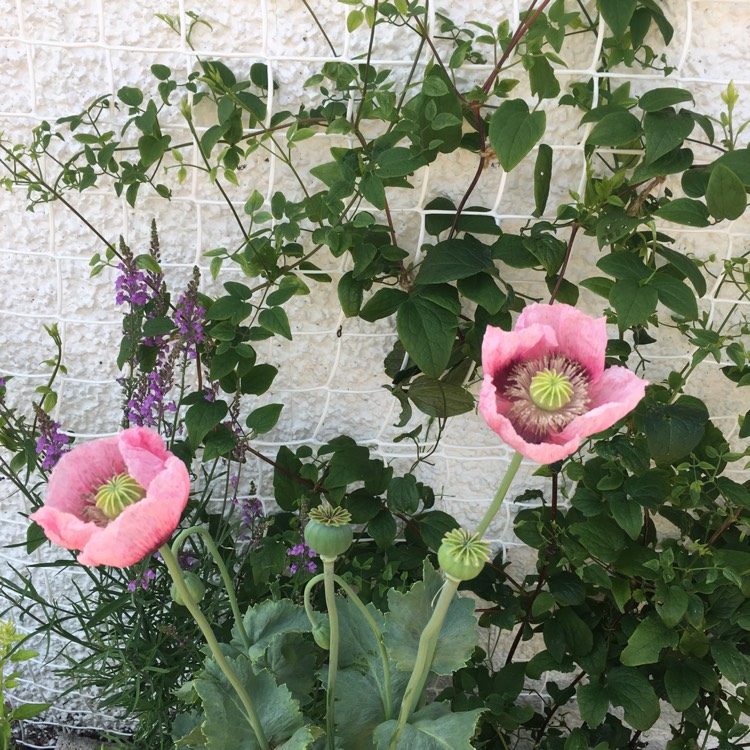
0, 0, 749, 740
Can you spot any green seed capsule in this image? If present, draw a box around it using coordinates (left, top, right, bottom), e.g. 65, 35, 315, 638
304, 518, 353, 559
170, 571, 206, 606
437, 528, 491, 582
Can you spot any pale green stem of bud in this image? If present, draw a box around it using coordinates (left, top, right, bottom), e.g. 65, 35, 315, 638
529, 368, 574, 411
95, 473, 146, 519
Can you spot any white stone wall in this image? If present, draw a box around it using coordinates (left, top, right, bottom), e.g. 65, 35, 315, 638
0, 0, 749, 739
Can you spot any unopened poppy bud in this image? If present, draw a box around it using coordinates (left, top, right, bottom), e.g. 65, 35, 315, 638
170, 571, 205, 606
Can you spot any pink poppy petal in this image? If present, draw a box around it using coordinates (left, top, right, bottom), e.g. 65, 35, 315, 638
77, 455, 190, 567
558, 367, 648, 444
45, 436, 124, 515
479, 385, 583, 463
29, 506, 97, 552
517, 303, 607, 380
482, 323, 557, 379
118, 427, 170, 489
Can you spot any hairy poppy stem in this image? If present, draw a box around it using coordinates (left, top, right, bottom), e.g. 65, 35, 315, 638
170, 526, 251, 651
475, 451, 524, 538
159, 545, 268, 750
322, 558, 340, 750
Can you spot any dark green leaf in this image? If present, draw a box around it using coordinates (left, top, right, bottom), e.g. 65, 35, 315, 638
337, 271, 364, 318
368, 509, 398, 549
639, 88, 694, 112
184, 399, 228, 448
138, 134, 171, 168
711, 641, 749, 685
610, 494, 643, 540
599, 0, 636, 38
609, 279, 658, 329
587, 110, 642, 146
533, 144, 553, 217
375, 147, 426, 178
570, 516, 626, 563
643, 109, 694, 165
650, 275, 698, 320
396, 297, 457, 377
118, 86, 144, 107
656, 586, 689, 628
241, 364, 279, 396
417, 511, 459, 552
258, 307, 293, 340
489, 99, 546, 172
577, 682, 608, 727
387, 475, 420, 514
273, 446, 305, 511
415, 239, 494, 285
655, 198, 710, 227
457, 273, 505, 314
10, 703, 51, 721
360, 288, 408, 322
597, 252, 651, 280
606, 667, 660, 731
706, 163, 747, 221
654, 244, 707, 296
408, 376, 474, 418
644, 401, 708, 464
26, 521, 47, 554
664, 660, 700, 711
621, 614, 678, 666
246, 404, 283, 434
360, 173, 386, 210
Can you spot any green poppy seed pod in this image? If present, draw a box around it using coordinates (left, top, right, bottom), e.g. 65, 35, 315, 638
437, 528, 491, 582
170, 571, 206, 606
312, 618, 330, 650
304, 504, 353, 559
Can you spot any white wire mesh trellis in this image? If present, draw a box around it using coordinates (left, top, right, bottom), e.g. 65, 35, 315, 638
0, 0, 749, 741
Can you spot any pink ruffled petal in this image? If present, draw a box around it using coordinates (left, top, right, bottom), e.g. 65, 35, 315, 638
45, 436, 124, 515
517, 303, 607, 380
558, 367, 648, 444
479, 383, 583, 463
482, 323, 557, 379
77, 455, 190, 567
118, 427, 170, 489
29, 506, 97, 552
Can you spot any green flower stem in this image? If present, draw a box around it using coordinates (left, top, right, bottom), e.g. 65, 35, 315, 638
303, 573, 393, 720
158, 545, 268, 750
388, 576, 461, 750
322, 557, 340, 750
171, 526, 251, 651
474, 451, 524, 538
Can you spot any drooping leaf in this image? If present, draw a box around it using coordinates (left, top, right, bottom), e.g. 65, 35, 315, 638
533, 144, 553, 216
655, 198, 710, 227
408, 377, 474, 418
706, 163, 747, 221
184, 399, 228, 448
644, 401, 708, 464
599, 0, 636, 38
587, 110, 642, 147
643, 109, 694, 165
606, 667, 660, 731
620, 614, 678, 666
415, 239, 494, 285
396, 297, 457, 378
639, 88, 694, 112
609, 279, 658, 329
650, 275, 699, 320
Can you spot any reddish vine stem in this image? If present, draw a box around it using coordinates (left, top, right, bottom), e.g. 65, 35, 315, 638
707, 506, 744, 547
549, 222, 580, 303
534, 670, 587, 741
504, 470, 559, 665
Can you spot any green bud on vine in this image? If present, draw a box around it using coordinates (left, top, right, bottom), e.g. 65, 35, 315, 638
437, 528, 491, 582
311, 617, 330, 650
170, 571, 206, 606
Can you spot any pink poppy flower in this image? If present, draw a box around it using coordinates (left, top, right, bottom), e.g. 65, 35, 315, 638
30, 427, 190, 567
479, 303, 647, 464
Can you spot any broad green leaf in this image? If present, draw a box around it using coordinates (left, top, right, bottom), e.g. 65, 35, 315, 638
556, 607, 593, 657
650, 275, 698, 320
360, 173, 386, 210
655, 198, 710, 227
711, 641, 750, 684
621, 614, 678, 666
196, 657, 305, 749
384, 561, 478, 675
632, 146, 693, 182
654, 244, 707, 296
643, 109, 694, 164
577, 681, 608, 727
375, 148, 426, 178
587, 110, 642, 147
706, 163, 747, 221
570, 516, 626, 563
533, 144, 553, 216
387, 474, 420, 514
368, 509, 398, 549
273, 445, 305, 511
10, 703, 51, 721
241, 364, 278, 396
457, 273, 505, 314
595, 211, 640, 248
337, 271, 364, 317
528, 56, 560, 100
609, 279, 658, 329
599, 0, 636, 38
489, 99, 546, 172
639, 87, 694, 112
184, 399, 228, 448
360, 288, 408, 321
644, 402, 708, 464
118, 85, 143, 107
259, 307, 293, 340
597, 251, 651, 280
26, 521, 47, 554
417, 511, 460, 552
237, 600, 311, 662
664, 660, 700, 711
606, 667, 660, 731
408, 376, 474, 418
396, 297, 457, 377
415, 239, 494, 285
246, 404, 283, 434
610, 494, 643, 540
138, 134, 172, 168
374, 700, 483, 750
656, 585, 689, 628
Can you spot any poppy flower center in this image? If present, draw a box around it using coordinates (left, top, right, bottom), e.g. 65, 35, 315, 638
94, 473, 146, 520
504, 354, 590, 440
